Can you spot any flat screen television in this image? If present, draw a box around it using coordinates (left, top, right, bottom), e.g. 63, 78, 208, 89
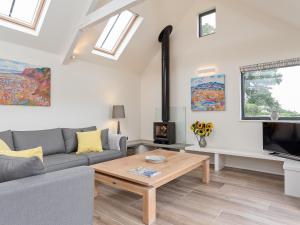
263, 122, 300, 158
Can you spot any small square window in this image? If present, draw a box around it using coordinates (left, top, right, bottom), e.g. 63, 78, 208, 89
199, 9, 216, 37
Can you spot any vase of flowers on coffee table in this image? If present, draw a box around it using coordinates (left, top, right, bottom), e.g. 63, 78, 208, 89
190, 121, 213, 148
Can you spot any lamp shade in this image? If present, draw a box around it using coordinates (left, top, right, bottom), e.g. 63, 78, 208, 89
112, 105, 125, 119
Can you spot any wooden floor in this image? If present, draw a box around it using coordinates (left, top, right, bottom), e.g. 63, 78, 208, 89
93, 167, 300, 225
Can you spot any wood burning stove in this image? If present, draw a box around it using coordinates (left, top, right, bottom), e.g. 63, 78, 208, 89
154, 122, 175, 144
153, 25, 176, 145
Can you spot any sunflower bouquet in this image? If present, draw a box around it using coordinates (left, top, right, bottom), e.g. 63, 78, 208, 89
190, 121, 214, 147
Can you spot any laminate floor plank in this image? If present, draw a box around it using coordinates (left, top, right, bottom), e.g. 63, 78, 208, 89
93, 167, 300, 225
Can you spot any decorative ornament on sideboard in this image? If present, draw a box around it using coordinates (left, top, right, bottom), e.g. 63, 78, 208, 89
270, 110, 279, 121
190, 121, 214, 148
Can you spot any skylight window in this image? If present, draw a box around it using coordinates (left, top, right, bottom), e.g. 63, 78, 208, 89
0, 0, 49, 35
93, 10, 141, 60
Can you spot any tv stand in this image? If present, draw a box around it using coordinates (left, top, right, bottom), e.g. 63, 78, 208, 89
270, 152, 300, 161
185, 146, 285, 171
185, 146, 300, 198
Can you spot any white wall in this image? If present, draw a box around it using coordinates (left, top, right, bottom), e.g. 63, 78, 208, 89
140, 0, 300, 174
0, 40, 140, 140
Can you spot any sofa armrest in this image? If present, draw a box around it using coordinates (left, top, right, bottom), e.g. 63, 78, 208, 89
119, 136, 127, 156
0, 166, 94, 225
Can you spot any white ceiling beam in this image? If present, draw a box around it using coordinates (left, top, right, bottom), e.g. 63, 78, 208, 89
61, 0, 145, 65
78, 0, 144, 30
61, 30, 84, 64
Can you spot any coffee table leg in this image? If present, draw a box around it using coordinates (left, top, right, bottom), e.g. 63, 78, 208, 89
202, 159, 210, 184
143, 188, 156, 225
94, 181, 99, 198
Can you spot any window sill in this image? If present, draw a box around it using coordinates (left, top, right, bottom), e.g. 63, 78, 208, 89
239, 119, 300, 123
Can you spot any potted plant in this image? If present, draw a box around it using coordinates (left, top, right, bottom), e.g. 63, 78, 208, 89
190, 121, 214, 148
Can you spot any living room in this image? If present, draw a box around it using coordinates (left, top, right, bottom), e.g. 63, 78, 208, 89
0, 0, 300, 225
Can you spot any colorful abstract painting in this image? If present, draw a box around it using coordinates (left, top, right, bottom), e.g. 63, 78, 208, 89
0, 58, 50, 106
191, 74, 225, 111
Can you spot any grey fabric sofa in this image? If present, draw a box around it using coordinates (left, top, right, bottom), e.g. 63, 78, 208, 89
0, 127, 127, 225
1, 127, 127, 172
0, 127, 127, 172
0, 166, 94, 225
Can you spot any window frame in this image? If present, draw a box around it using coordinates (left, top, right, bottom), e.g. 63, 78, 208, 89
94, 11, 138, 56
241, 66, 300, 121
0, 0, 46, 30
198, 8, 216, 38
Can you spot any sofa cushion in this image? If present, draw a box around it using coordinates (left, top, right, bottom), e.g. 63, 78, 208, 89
62, 126, 97, 153
101, 129, 109, 150
0, 155, 44, 183
13, 129, 65, 156
1, 147, 43, 162
76, 130, 102, 154
0, 139, 11, 151
84, 150, 123, 165
43, 154, 88, 173
82, 126, 97, 132
0, 130, 14, 150
62, 128, 82, 153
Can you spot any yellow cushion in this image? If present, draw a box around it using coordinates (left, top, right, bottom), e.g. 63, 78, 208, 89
0, 147, 43, 162
76, 130, 102, 154
0, 139, 11, 151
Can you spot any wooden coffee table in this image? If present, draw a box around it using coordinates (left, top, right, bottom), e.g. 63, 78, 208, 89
92, 149, 210, 225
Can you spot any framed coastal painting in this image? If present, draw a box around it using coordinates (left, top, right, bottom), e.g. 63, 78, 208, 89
191, 74, 225, 111
0, 58, 51, 106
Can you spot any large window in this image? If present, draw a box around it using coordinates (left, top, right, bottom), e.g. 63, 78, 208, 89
199, 9, 216, 37
93, 10, 138, 56
0, 0, 46, 30
241, 58, 300, 120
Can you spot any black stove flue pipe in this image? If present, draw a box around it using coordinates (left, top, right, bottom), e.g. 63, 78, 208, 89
158, 25, 173, 123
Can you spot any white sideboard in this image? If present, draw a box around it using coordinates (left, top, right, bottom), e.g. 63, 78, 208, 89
185, 146, 285, 171
283, 160, 300, 197
185, 145, 300, 198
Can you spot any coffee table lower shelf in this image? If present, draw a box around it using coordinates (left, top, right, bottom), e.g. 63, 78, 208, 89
94, 161, 209, 225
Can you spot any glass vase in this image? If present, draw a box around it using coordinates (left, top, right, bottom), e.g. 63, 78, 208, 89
198, 136, 207, 148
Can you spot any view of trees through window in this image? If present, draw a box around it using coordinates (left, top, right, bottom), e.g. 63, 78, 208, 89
202, 22, 215, 36
242, 65, 300, 119
199, 9, 216, 37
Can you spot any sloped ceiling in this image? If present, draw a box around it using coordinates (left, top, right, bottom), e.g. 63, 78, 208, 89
240, 0, 300, 30
0, 0, 299, 74
73, 0, 196, 73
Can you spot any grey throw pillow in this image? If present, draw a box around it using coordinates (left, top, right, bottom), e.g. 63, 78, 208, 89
62, 126, 97, 153
0, 155, 45, 183
101, 129, 109, 150
82, 126, 97, 132
0, 130, 14, 150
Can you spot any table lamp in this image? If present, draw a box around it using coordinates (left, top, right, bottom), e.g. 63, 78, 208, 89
112, 105, 125, 134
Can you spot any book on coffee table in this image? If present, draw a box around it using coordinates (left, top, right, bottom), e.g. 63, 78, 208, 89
128, 167, 161, 178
